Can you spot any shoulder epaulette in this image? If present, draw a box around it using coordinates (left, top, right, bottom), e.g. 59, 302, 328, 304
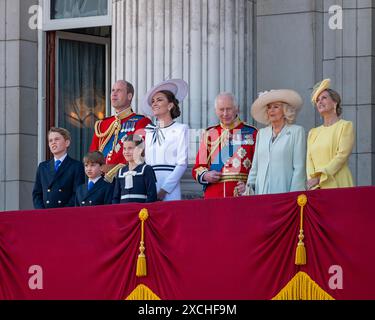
206, 124, 220, 131
130, 114, 146, 121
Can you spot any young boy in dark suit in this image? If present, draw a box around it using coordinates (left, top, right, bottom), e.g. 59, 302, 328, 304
75, 151, 114, 206
32, 127, 85, 209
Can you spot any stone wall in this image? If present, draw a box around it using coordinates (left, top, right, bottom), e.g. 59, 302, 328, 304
0, 0, 38, 210
256, 0, 375, 186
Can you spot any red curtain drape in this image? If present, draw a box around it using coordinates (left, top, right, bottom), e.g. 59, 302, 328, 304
0, 187, 373, 299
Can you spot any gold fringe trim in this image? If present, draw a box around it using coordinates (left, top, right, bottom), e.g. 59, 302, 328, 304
136, 208, 149, 277
295, 194, 307, 265
125, 284, 161, 300
104, 163, 126, 183
272, 272, 335, 300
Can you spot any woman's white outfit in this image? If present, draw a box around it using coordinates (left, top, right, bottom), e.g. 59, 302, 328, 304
145, 121, 189, 201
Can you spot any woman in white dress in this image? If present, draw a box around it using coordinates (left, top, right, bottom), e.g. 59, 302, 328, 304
141, 79, 189, 201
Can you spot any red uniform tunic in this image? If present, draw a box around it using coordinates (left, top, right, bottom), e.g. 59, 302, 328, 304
192, 119, 257, 199
90, 108, 151, 165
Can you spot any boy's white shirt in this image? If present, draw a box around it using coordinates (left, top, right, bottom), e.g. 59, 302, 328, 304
54, 153, 67, 163
89, 176, 101, 184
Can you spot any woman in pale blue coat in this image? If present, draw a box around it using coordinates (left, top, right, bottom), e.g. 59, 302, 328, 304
239, 89, 306, 195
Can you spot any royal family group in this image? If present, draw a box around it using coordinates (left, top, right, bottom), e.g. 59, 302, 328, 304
32, 78, 355, 209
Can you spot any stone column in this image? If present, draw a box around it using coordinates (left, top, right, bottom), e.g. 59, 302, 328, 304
0, 0, 38, 210
256, 0, 322, 131
112, 0, 256, 198
112, 0, 256, 129
322, 0, 375, 186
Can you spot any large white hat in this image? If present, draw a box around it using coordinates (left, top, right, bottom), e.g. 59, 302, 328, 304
141, 79, 188, 117
251, 89, 303, 125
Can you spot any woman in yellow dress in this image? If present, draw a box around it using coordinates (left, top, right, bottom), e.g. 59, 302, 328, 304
306, 79, 355, 190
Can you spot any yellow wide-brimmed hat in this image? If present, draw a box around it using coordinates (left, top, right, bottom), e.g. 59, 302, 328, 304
141, 79, 188, 117
251, 89, 303, 125
311, 78, 331, 105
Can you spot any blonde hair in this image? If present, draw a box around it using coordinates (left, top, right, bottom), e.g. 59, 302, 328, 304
264, 103, 298, 125
48, 127, 71, 141
283, 104, 298, 124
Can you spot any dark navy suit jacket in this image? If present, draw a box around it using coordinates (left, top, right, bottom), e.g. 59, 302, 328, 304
32, 155, 85, 209
112, 164, 157, 204
75, 177, 114, 206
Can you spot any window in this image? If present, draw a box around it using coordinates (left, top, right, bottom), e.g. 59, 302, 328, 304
43, 0, 111, 31
54, 31, 111, 161
41, 1, 112, 160
51, 0, 108, 19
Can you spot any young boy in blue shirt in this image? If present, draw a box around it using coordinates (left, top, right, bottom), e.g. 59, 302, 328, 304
32, 127, 85, 209
75, 151, 114, 206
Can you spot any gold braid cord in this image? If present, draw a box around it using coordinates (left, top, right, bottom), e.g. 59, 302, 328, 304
94, 117, 122, 153
204, 118, 244, 165
207, 129, 230, 165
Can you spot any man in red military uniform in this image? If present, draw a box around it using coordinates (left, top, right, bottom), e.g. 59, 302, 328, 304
192, 92, 257, 198
90, 80, 151, 181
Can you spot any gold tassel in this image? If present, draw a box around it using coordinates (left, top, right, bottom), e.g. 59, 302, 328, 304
126, 284, 161, 300
136, 208, 149, 277
295, 194, 307, 265
272, 272, 334, 300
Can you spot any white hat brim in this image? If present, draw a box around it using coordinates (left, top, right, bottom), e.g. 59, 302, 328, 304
141, 79, 188, 117
251, 89, 303, 125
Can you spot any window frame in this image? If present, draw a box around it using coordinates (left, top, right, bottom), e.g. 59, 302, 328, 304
43, 0, 112, 31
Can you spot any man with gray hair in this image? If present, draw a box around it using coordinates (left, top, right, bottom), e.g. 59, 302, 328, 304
192, 92, 258, 198
90, 80, 151, 181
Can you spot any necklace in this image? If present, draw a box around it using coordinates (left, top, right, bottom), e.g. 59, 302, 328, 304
271, 124, 285, 142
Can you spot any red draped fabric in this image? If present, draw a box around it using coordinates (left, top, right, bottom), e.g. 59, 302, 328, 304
0, 186, 374, 299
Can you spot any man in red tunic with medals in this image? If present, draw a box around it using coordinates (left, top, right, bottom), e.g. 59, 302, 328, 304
90, 80, 151, 181
192, 92, 258, 198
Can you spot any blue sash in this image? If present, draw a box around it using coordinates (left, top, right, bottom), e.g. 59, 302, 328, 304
209, 127, 255, 172
102, 115, 145, 157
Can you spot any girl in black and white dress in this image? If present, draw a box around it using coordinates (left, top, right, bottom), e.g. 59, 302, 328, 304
112, 135, 157, 204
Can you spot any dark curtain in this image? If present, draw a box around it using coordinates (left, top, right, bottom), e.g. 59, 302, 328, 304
51, 0, 108, 19
58, 38, 106, 161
